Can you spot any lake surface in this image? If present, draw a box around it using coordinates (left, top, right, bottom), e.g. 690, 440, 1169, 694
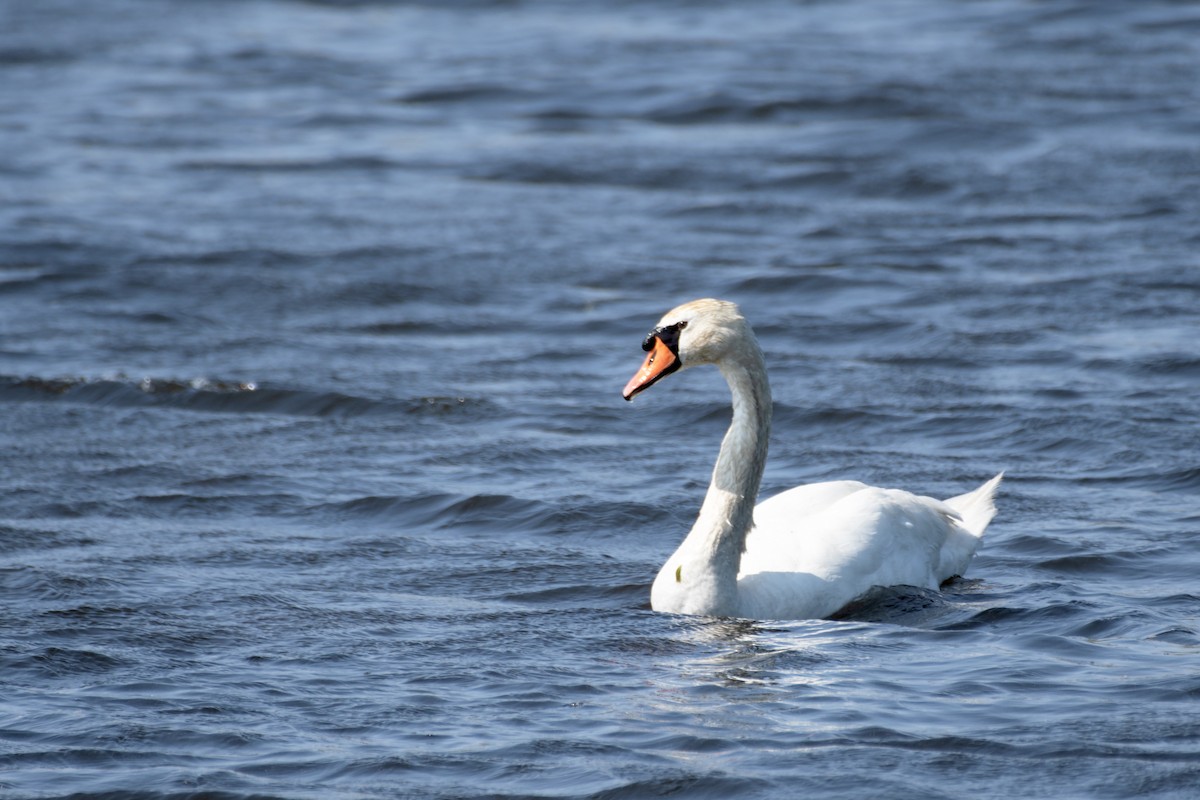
2, 1, 1199, 798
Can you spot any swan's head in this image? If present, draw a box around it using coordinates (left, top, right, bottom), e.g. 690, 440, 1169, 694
622, 298, 750, 401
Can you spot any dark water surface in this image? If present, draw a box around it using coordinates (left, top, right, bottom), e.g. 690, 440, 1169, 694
3, 1, 1199, 798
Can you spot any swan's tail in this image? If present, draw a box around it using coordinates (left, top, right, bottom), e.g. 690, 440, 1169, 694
944, 472, 1004, 538
935, 473, 1003, 581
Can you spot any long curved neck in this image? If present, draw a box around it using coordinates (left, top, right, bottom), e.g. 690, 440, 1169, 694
686, 340, 771, 613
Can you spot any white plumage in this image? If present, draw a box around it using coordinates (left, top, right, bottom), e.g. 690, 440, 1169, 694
623, 298, 1002, 620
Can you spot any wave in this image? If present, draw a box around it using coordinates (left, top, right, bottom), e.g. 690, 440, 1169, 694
640, 86, 939, 126
313, 490, 657, 532
0, 374, 489, 420
176, 155, 416, 174
0, 46, 75, 65
396, 82, 535, 105
399, 81, 938, 127
1077, 465, 1200, 493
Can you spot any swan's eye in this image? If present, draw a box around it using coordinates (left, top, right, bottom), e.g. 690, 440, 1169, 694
641, 320, 687, 353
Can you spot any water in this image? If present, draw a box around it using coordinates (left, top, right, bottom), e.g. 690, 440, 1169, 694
2, 0, 1199, 797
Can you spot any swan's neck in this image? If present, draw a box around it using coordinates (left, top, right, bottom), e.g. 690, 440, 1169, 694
682, 346, 771, 615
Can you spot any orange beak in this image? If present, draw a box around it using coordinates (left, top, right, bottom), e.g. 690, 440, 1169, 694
622, 336, 679, 401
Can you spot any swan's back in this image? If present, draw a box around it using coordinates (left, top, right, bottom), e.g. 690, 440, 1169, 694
736, 474, 1003, 619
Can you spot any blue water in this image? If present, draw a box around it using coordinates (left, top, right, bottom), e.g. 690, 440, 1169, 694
2, 1, 1199, 798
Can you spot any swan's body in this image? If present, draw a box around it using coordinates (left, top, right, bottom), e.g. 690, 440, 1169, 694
623, 298, 1001, 620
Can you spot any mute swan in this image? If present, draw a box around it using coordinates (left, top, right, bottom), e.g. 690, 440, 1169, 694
623, 298, 1002, 620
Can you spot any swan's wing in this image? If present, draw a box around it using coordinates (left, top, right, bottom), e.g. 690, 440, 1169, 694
752, 480, 870, 526
741, 487, 959, 593
736, 478, 1001, 620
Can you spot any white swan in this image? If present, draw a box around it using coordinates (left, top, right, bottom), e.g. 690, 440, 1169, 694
623, 298, 1002, 620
